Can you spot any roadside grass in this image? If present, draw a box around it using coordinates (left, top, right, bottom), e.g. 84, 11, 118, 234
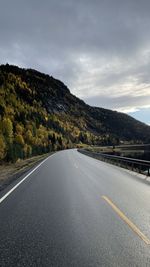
0, 153, 54, 191
86, 145, 115, 153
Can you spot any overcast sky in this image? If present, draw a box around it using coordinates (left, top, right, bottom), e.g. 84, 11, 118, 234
1, 0, 150, 124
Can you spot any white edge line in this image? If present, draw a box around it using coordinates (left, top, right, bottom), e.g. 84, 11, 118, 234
0, 154, 55, 204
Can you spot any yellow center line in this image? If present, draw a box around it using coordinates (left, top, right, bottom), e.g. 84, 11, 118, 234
102, 195, 150, 245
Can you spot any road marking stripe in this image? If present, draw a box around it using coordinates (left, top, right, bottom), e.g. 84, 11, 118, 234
102, 195, 150, 245
0, 154, 55, 205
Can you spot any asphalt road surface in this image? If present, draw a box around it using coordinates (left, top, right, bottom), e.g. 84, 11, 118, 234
0, 149, 150, 266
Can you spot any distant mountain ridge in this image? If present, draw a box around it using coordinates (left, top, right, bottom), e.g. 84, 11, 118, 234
0, 64, 149, 161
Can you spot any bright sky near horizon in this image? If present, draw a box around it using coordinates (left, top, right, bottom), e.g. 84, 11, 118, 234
1, 0, 150, 125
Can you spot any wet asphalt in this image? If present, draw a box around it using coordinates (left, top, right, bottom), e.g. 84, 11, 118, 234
0, 149, 150, 266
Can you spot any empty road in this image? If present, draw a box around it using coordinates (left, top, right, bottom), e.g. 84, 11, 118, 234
0, 149, 150, 266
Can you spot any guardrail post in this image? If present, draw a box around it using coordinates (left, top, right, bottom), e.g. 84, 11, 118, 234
132, 163, 134, 171
139, 164, 141, 174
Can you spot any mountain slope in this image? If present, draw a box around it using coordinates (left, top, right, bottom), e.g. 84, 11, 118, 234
0, 64, 150, 162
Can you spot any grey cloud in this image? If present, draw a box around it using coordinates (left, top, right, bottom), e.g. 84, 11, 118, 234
1, 0, 149, 55
84, 94, 150, 112
1, 0, 150, 113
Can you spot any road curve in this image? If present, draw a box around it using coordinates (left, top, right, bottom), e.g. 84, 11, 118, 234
0, 149, 150, 266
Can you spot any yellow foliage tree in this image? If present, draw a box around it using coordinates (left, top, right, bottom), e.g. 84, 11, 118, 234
0, 134, 6, 160
16, 123, 24, 134
2, 117, 13, 143
15, 134, 25, 146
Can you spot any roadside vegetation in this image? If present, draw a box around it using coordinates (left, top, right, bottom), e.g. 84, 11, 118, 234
1, 64, 150, 163
0, 153, 54, 191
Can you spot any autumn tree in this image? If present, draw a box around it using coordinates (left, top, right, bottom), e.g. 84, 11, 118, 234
0, 134, 6, 160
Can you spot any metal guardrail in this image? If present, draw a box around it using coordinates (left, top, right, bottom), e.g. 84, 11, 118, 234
78, 149, 150, 176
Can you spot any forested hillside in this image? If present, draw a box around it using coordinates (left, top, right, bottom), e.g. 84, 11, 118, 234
0, 64, 150, 162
